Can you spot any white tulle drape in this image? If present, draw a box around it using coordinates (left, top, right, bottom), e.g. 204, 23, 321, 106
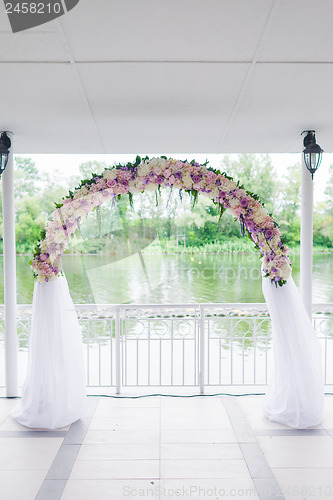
11, 276, 86, 429
262, 276, 324, 429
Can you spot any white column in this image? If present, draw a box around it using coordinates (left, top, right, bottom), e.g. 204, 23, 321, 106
2, 143, 18, 397
300, 154, 313, 319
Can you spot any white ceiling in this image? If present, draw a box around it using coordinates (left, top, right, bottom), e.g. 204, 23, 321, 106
1, 0, 333, 153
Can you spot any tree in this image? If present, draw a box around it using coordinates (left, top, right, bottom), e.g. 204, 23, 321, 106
14, 157, 39, 198
325, 163, 333, 215
220, 154, 278, 214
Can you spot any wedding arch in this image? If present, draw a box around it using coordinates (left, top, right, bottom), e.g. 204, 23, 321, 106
31, 156, 292, 285
11, 157, 323, 430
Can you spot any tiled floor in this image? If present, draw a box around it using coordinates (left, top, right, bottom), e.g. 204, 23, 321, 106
0, 395, 333, 500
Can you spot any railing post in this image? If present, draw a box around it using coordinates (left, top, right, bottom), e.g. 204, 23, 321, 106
115, 307, 121, 394
199, 304, 205, 394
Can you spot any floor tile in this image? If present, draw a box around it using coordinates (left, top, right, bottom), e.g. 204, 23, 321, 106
78, 442, 159, 460
0, 437, 63, 470
93, 406, 160, 418
84, 429, 160, 444
160, 458, 250, 479
160, 443, 243, 460
0, 470, 47, 500
88, 416, 159, 431
97, 397, 160, 408
62, 479, 159, 500
161, 406, 228, 418
160, 396, 223, 409
35, 479, 67, 500
273, 467, 333, 500
161, 428, 238, 444
70, 459, 160, 480
0, 416, 70, 432
159, 479, 259, 500
257, 436, 333, 468
160, 415, 232, 430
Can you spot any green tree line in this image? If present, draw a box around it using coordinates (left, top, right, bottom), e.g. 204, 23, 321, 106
0, 154, 332, 255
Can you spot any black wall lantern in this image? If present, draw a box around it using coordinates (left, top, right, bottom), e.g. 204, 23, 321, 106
0, 132, 11, 176
301, 130, 323, 179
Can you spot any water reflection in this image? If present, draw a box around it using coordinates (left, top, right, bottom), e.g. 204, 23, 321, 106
9, 251, 333, 304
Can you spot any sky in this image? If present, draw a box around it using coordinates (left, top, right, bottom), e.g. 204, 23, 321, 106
16, 152, 332, 206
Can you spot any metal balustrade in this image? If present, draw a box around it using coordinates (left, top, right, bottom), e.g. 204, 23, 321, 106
0, 303, 332, 390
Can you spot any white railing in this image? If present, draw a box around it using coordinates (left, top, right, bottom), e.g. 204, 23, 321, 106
0, 303, 332, 390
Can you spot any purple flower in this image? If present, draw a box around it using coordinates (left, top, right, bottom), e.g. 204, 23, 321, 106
246, 220, 254, 230
192, 175, 202, 183
193, 162, 200, 167
216, 180, 221, 186
271, 267, 278, 273
156, 176, 164, 184
265, 229, 274, 239
121, 180, 128, 187
174, 171, 182, 179
240, 198, 248, 208
278, 241, 282, 248
219, 191, 226, 199
45, 277, 49, 283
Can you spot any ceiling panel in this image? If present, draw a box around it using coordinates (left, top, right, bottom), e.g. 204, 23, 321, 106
220, 64, 333, 152
0, 32, 69, 61
259, 0, 333, 62
77, 62, 249, 152
61, 0, 272, 62
1, 0, 333, 153
0, 63, 102, 153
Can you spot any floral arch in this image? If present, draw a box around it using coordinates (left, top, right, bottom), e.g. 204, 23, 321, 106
31, 156, 292, 285
14, 157, 324, 433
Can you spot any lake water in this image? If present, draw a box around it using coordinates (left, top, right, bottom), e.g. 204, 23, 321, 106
4, 252, 333, 304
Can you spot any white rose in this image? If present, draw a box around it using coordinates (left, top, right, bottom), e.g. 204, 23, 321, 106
103, 169, 118, 180
149, 158, 158, 167
137, 164, 151, 177
145, 183, 158, 192
281, 264, 292, 280
182, 179, 193, 189
158, 158, 167, 169
229, 198, 239, 209
53, 232, 66, 244
73, 208, 87, 218
210, 187, 219, 198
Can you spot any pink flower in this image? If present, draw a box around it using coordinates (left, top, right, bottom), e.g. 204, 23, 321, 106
117, 184, 128, 194
107, 179, 116, 188
164, 169, 172, 178
240, 198, 249, 208
168, 175, 175, 184
39, 253, 48, 262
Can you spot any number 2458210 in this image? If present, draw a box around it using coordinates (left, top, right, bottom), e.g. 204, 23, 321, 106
5, 2, 62, 15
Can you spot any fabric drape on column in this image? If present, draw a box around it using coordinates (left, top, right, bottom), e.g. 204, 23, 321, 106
262, 276, 324, 429
11, 276, 86, 429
